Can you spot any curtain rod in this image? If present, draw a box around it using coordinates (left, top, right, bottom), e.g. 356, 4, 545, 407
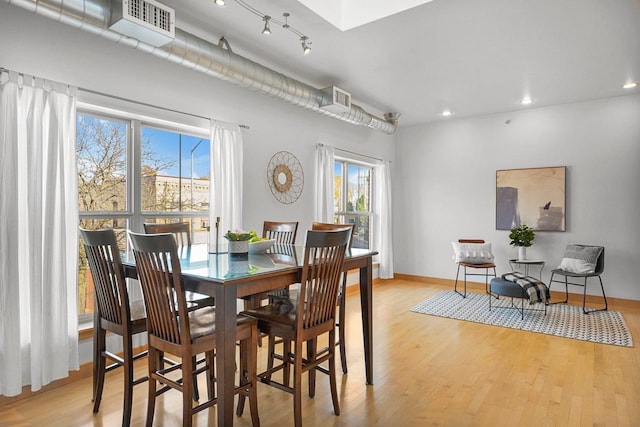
79, 87, 250, 130
1, 66, 249, 130
318, 143, 385, 163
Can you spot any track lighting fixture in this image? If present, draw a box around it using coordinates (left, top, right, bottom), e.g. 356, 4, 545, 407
216, 0, 312, 55
262, 16, 271, 35
301, 36, 311, 55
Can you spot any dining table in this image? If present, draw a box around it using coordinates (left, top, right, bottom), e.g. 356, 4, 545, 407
121, 242, 378, 426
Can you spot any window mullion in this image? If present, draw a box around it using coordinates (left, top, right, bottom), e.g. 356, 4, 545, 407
131, 119, 142, 233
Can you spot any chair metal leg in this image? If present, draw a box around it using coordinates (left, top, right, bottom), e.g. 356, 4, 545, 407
548, 272, 570, 305
454, 264, 466, 298
583, 276, 608, 314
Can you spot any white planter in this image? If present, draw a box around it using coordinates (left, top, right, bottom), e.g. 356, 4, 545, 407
228, 240, 249, 254
518, 246, 527, 261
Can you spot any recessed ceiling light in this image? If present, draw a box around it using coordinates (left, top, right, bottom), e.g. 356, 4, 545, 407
214, 0, 226, 7
520, 97, 534, 105
442, 110, 453, 117
623, 82, 638, 89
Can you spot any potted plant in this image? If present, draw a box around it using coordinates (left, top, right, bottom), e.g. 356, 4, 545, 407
224, 230, 253, 254
509, 224, 535, 260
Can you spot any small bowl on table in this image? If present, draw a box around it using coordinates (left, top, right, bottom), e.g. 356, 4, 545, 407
248, 239, 276, 253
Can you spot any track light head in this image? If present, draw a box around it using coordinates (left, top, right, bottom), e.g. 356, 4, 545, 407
262, 16, 271, 34
301, 36, 311, 55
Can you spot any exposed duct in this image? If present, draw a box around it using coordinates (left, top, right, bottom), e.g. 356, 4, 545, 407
4, 0, 398, 134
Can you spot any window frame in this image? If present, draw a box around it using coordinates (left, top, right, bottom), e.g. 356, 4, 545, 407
334, 156, 375, 249
77, 102, 210, 322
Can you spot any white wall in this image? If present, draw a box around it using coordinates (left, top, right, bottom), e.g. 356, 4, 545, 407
0, 3, 393, 364
0, 5, 395, 239
394, 95, 640, 301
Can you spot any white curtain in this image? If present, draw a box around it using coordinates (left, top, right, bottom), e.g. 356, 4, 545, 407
210, 121, 244, 249
374, 161, 394, 278
0, 70, 79, 396
314, 143, 335, 222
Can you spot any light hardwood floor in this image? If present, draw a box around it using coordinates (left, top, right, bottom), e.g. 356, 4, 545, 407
1, 277, 639, 426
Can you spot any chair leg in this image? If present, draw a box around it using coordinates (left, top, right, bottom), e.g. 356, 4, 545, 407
265, 334, 276, 382
454, 264, 466, 297
338, 285, 348, 374
307, 338, 317, 398
283, 339, 292, 387
244, 296, 264, 347
92, 327, 106, 413
583, 276, 608, 314
192, 356, 200, 401
548, 272, 569, 305
181, 355, 194, 427
121, 335, 134, 427
237, 325, 260, 426
293, 340, 304, 427
146, 348, 159, 427
328, 329, 340, 416
206, 351, 215, 401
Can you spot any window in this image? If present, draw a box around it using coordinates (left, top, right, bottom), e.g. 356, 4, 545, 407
334, 159, 373, 249
76, 110, 210, 317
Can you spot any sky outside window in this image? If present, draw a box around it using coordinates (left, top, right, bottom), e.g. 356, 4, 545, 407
142, 127, 210, 178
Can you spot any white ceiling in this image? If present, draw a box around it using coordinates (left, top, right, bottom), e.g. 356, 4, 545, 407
164, 0, 640, 127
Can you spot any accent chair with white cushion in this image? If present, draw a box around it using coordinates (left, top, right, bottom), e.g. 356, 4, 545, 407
452, 239, 496, 298
548, 244, 607, 314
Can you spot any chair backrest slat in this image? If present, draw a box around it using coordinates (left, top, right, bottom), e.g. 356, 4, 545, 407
143, 222, 192, 248
311, 222, 355, 249
80, 228, 129, 327
263, 221, 299, 244
297, 229, 350, 331
129, 232, 189, 346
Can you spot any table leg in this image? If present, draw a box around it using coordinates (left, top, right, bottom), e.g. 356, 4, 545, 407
359, 257, 374, 385
216, 285, 238, 427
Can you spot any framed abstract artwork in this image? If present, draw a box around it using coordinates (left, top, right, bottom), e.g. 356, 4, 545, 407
496, 166, 566, 231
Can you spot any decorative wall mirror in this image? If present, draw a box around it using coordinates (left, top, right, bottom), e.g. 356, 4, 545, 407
267, 151, 304, 204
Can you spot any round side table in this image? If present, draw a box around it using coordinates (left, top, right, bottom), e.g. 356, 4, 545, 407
508, 259, 545, 280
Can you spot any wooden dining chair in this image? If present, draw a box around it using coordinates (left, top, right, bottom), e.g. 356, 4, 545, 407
243, 221, 299, 313
242, 229, 350, 427
128, 231, 260, 427
143, 221, 215, 311
143, 221, 191, 247
262, 220, 298, 244
311, 222, 354, 374
80, 228, 148, 427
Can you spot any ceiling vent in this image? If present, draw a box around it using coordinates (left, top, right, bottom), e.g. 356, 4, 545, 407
109, 0, 175, 47
321, 86, 352, 113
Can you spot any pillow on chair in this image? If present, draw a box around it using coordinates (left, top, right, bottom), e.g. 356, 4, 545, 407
557, 245, 603, 274
452, 242, 494, 264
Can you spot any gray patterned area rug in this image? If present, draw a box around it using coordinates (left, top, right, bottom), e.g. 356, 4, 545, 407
411, 290, 633, 347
